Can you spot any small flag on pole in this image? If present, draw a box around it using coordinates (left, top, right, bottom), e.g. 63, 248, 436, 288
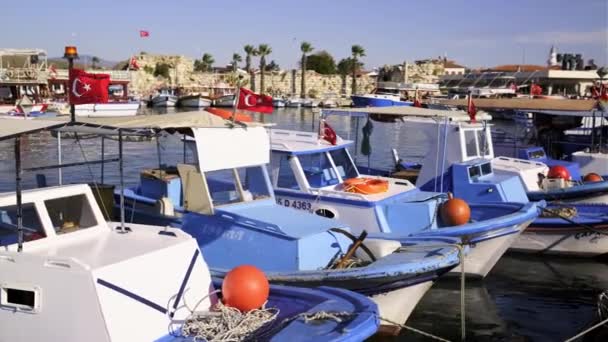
139, 30, 150, 38
467, 95, 477, 122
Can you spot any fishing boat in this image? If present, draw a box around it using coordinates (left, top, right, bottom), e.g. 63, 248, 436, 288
178, 94, 212, 108
75, 102, 139, 117
115, 113, 463, 329
273, 97, 286, 108
0, 117, 381, 341
268, 128, 539, 278
352, 87, 413, 107
330, 106, 608, 256
286, 97, 304, 108
151, 89, 178, 107
319, 93, 339, 108
302, 99, 319, 108
212, 94, 236, 107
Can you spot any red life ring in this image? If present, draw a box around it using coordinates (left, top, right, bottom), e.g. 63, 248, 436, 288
343, 177, 389, 194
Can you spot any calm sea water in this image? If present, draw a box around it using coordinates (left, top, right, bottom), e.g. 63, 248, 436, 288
0, 107, 606, 341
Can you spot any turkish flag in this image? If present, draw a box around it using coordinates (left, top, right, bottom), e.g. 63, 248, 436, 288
236, 87, 273, 114
68, 68, 110, 105
139, 30, 150, 38
467, 96, 477, 123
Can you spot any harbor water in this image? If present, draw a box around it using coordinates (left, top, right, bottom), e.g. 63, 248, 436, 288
0, 108, 606, 341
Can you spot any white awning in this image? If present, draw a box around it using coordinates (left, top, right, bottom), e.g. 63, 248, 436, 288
0, 118, 67, 141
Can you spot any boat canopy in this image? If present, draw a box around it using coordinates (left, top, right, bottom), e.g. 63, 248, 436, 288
435, 98, 605, 117
323, 106, 492, 122
270, 129, 353, 154
0, 110, 267, 139
0, 118, 66, 141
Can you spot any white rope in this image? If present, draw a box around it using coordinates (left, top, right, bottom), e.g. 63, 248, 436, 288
181, 301, 278, 342
378, 316, 452, 342
563, 289, 608, 342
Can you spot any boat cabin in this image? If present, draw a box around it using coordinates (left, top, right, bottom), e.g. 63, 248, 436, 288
0, 184, 213, 341
269, 129, 418, 202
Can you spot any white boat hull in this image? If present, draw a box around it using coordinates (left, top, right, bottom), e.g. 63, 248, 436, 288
510, 228, 608, 256
448, 223, 529, 278
371, 281, 433, 326
152, 95, 177, 107
75, 103, 139, 117
180, 97, 212, 108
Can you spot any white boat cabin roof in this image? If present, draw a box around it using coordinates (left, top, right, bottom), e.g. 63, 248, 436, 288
0, 184, 192, 269
270, 129, 353, 154
324, 106, 492, 122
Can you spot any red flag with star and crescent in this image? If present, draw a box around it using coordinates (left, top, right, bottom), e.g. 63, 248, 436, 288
236, 87, 273, 113
68, 68, 110, 105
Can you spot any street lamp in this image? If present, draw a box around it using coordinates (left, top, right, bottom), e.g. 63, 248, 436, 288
63, 46, 79, 121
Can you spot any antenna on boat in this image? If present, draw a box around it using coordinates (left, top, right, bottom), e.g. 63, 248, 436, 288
230, 76, 244, 125
63, 46, 79, 123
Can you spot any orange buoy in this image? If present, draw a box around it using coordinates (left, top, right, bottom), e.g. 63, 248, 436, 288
547, 165, 571, 180
206, 107, 252, 122
583, 172, 603, 182
440, 193, 471, 226
222, 265, 269, 312
343, 177, 389, 194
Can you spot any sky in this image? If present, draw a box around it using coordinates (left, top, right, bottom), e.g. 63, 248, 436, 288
2, 0, 607, 70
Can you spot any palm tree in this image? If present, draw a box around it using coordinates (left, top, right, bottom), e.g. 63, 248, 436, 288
257, 44, 272, 94
350, 45, 366, 94
337, 58, 354, 96
201, 53, 214, 72
243, 45, 257, 72
91, 56, 100, 69
300, 42, 314, 98
231, 53, 242, 72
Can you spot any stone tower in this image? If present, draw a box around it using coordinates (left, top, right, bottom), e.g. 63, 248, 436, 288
548, 45, 558, 67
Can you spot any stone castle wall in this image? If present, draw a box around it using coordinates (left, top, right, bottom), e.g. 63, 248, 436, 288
129, 53, 376, 97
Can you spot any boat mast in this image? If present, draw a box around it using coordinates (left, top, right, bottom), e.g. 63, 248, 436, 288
15, 136, 23, 252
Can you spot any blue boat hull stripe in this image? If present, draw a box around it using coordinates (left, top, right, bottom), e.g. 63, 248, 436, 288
171, 249, 199, 318
97, 278, 168, 315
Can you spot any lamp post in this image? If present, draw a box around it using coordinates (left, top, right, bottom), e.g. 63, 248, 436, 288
63, 46, 79, 122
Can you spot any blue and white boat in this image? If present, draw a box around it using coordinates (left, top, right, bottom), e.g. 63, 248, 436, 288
0, 117, 381, 342
336, 106, 608, 256
268, 128, 539, 278
119, 117, 462, 328
352, 87, 413, 107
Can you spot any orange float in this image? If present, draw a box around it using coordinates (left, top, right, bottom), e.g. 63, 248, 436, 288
547, 165, 571, 180
440, 193, 471, 226
583, 172, 603, 182
206, 107, 252, 122
222, 265, 269, 312
343, 177, 389, 194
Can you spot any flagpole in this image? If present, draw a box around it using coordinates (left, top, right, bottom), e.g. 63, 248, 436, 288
231, 75, 243, 124
64, 46, 79, 122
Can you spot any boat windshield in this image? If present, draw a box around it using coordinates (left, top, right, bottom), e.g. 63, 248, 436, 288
205, 165, 272, 206
329, 149, 359, 180
299, 153, 340, 188
0, 203, 46, 246
45, 194, 98, 234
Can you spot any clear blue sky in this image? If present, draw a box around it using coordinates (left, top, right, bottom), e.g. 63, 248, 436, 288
3, 0, 607, 69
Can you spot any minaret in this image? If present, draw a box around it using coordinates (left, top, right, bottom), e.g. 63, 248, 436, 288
548, 45, 558, 67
